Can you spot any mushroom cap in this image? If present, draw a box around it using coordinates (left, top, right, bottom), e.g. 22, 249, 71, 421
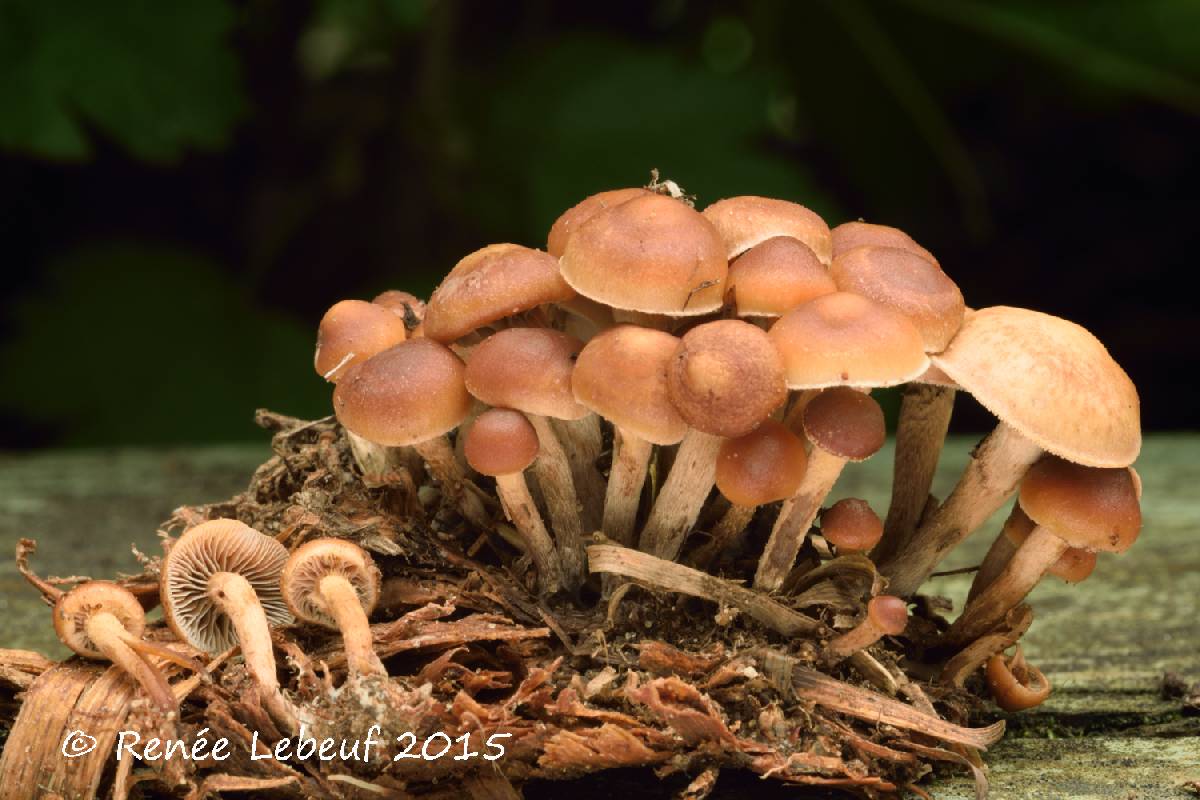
728, 236, 837, 318
334, 338, 472, 446
715, 420, 808, 507
281, 539, 381, 629
547, 187, 652, 257
931, 306, 1141, 467
666, 320, 787, 438
1018, 456, 1142, 554
830, 246, 965, 353
986, 650, 1051, 712
54, 582, 146, 660
464, 328, 587, 420
464, 408, 540, 476
160, 519, 292, 655
821, 498, 884, 553
702, 195, 833, 265
911, 362, 961, 389
560, 193, 728, 315
571, 325, 688, 446
424, 244, 576, 343
1000, 503, 1102, 581
865, 595, 908, 636
831, 221, 938, 266
372, 290, 426, 322
314, 299, 408, 383
769, 292, 929, 389
801, 387, 886, 461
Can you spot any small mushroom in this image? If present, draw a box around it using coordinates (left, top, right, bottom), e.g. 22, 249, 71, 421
986, 647, 1051, 711
966, 504, 1097, 604
314, 299, 408, 383
464, 408, 564, 593
160, 519, 296, 731
281, 539, 385, 678
824, 595, 908, 663
830, 220, 939, 267
726, 236, 836, 325
702, 195, 833, 265
547, 187, 651, 257
820, 498, 883, 555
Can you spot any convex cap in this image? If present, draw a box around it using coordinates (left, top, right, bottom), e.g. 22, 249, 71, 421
703, 196, 832, 264
547, 187, 651, 257
728, 236, 836, 319
464, 408, 541, 476
1019, 456, 1141, 554
314, 299, 408, 382
802, 387, 886, 461
464, 328, 587, 420
715, 420, 808, 506
821, 499, 884, 553
831, 221, 938, 267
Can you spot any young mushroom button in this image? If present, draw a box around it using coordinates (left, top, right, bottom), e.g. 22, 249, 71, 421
314, 299, 407, 383
821, 499, 884, 555
824, 595, 909, 664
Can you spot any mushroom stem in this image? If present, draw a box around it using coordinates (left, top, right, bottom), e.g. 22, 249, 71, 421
552, 413, 606, 533
754, 447, 846, 592
495, 473, 564, 594
690, 503, 756, 569
122, 635, 207, 675
344, 430, 424, 489
965, 504, 1026, 603
944, 525, 1068, 647
526, 415, 586, 591
318, 574, 386, 677
637, 430, 723, 561
86, 612, 177, 711
207, 571, 298, 732
823, 598, 908, 664
603, 428, 654, 547
781, 389, 821, 431
874, 384, 956, 564
878, 422, 1043, 596
412, 435, 490, 528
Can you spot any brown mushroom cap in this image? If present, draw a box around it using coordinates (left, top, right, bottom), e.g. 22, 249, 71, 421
821, 499, 884, 553
280, 539, 381, 629
560, 193, 728, 315
666, 320, 787, 438
728, 236, 837, 318
372, 290, 426, 322
998, 504, 1094, 581
334, 338, 472, 446
931, 306, 1141, 467
423, 244, 576, 343
314, 299, 408, 383
547, 187, 652, 257
986, 649, 1052, 711
1018, 456, 1142, 554
464, 328, 587, 420
830, 246, 965, 353
865, 595, 909, 636
715, 420, 808, 507
802, 387, 887, 461
464, 408, 541, 476
702, 195, 833, 264
769, 292, 929, 389
160, 519, 292, 654
54, 582, 146, 659
571, 325, 688, 446
831, 221, 938, 266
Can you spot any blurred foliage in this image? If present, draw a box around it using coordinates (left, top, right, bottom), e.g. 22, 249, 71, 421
1, 0, 1196, 446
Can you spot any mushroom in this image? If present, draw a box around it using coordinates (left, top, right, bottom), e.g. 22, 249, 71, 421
830, 220, 938, 266
314, 299, 408, 383
726, 236, 836, 326
463, 408, 564, 594
945, 456, 1141, 646
878, 307, 1141, 596
547, 187, 651, 257
820, 498, 884, 555
160, 519, 296, 730
966, 504, 1097, 604
824, 595, 908, 663
372, 290, 426, 332
702, 195, 833, 265
986, 647, 1052, 711
53, 581, 200, 712
640, 320, 786, 561
572, 325, 688, 547
755, 387, 886, 591
281, 539, 385, 678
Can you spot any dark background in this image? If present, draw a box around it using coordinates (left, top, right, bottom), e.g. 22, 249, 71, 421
2, 0, 1195, 448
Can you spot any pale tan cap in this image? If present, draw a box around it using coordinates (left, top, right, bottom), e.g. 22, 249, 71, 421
831, 221, 938, 266
314, 299, 408, 382
702, 195, 833, 264
559, 193, 728, 315
728, 236, 837, 318
464, 327, 587, 420
931, 306, 1141, 467
547, 187, 651, 257
55, 582, 146, 659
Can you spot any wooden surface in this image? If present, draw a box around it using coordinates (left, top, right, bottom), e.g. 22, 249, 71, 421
1, 435, 1197, 799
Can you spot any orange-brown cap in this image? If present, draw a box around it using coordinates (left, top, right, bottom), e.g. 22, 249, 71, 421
769, 292, 929, 389
560, 193, 728, 315
281, 539, 381, 628
830, 246, 965, 353
1002, 502, 1097, 583
334, 339, 472, 446
54, 582, 146, 659
702, 195, 833, 264
464, 328, 586, 420
728, 236, 837, 319
715, 420, 808, 507
571, 326, 687, 445
547, 187, 652, 257
314, 299, 408, 383
160, 519, 292, 654
831, 221, 938, 266
464, 408, 541, 476
424, 244, 576, 343
372, 290, 426, 324
666, 320, 787, 438
802, 387, 886, 461
1018, 456, 1142, 554
986, 648, 1051, 711
931, 306, 1141, 467
865, 595, 908, 636
821, 499, 884, 553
